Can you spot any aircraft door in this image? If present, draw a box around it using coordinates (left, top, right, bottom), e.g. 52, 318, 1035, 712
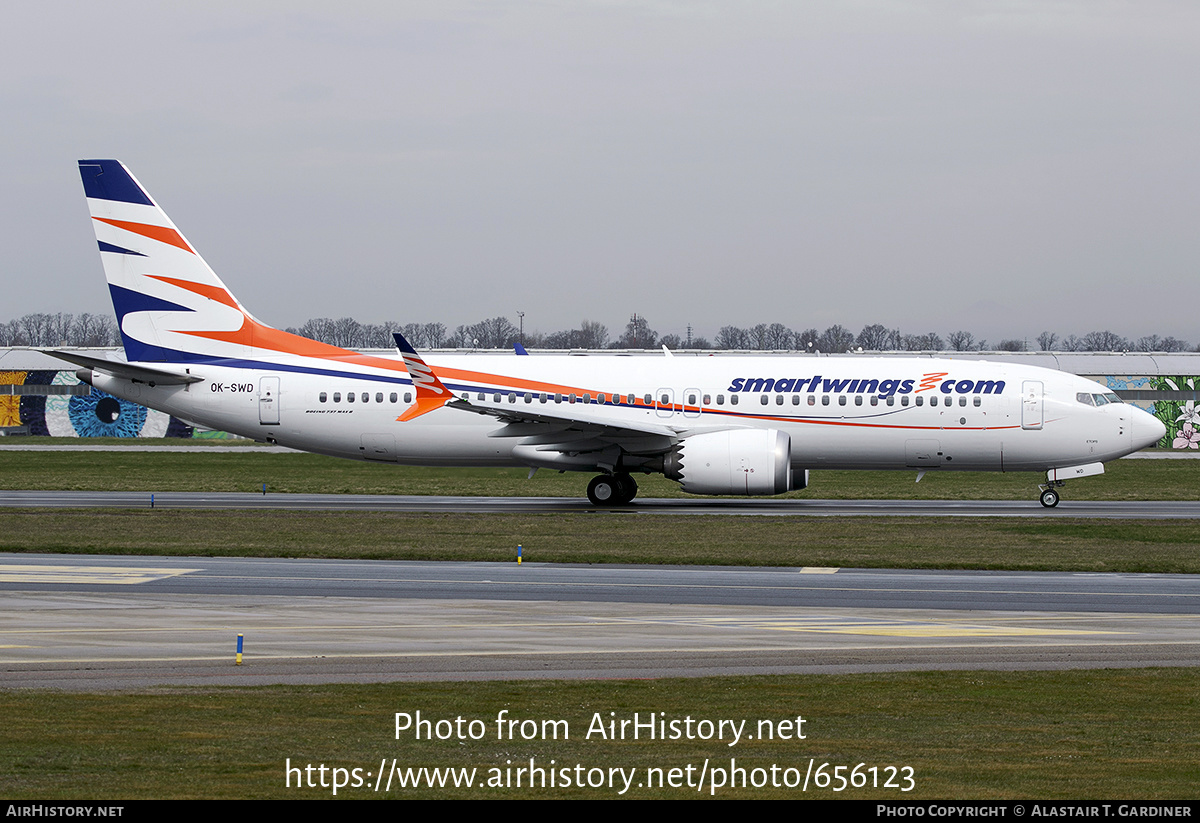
1021, 381, 1043, 430
259, 376, 280, 425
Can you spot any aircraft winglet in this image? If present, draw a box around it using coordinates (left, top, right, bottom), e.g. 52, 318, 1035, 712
393, 332, 453, 421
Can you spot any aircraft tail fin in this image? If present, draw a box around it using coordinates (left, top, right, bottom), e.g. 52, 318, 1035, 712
78, 160, 341, 364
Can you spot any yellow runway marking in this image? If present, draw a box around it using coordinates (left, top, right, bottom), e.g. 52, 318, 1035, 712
690, 616, 1123, 637
0, 565, 200, 584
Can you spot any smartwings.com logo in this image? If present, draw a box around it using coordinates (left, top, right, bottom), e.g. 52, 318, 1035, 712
726, 372, 1006, 397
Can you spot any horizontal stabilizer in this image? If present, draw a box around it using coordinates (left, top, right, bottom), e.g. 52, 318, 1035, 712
43, 349, 203, 385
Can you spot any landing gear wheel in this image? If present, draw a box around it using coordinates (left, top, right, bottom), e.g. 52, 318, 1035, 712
1039, 488, 1060, 508
587, 475, 619, 506
614, 473, 637, 504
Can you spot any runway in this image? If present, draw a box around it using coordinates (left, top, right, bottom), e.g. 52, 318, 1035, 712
3, 553, 1197, 689
3, 489, 1200, 518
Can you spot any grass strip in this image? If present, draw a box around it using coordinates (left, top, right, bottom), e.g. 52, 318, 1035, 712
0, 450, 1198, 500
1, 670, 1197, 799
1, 510, 1198, 572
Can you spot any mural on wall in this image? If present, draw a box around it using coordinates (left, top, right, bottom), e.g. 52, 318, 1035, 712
1152, 375, 1200, 450
1106, 375, 1199, 450
0, 371, 21, 428
0, 370, 203, 438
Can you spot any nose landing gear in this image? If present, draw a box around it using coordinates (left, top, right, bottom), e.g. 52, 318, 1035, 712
1038, 482, 1063, 508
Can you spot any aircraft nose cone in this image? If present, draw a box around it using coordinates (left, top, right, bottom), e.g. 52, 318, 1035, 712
1131, 407, 1167, 450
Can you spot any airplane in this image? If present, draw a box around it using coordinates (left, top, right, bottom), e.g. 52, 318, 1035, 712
50, 159, 1167, 508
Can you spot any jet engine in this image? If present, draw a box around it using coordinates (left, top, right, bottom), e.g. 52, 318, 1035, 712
664, 429, 793, 495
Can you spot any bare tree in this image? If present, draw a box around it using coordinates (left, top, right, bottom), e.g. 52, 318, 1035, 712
795, 328, 819, 351
947, 330, 976, 351
615, 314, 657, 348
1036, 331, 1058, 351
856, 324, 894, 351
817, 324, 855, 353
1082, 330, 1128, 352
715, 326, 748, 350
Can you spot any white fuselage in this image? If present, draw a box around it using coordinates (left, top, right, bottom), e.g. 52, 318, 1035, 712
89, 351, 1159, 475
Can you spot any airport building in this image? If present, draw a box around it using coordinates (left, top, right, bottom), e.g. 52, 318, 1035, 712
2, 347, 1197, 449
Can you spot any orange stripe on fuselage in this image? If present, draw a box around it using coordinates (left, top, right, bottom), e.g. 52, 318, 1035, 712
93, 217, 194, 253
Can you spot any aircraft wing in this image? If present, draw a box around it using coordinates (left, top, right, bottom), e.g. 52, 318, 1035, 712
448, 396, 683, 456
392, 331, 736, 466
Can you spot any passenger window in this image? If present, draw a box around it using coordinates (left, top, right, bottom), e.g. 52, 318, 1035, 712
362, 392, 368, 402
627, 394, 635, 404
791, 395, 799, 405
901, 396, 909, 406
703, 394, 711, 405
973, 397, 981, 407
688, 394, 697, 405
731, 395, 739, 406
870, 396, 878, 406
854, 395, 863, 406
376, 392, 383, 403
716, 394, 724, 405
775, 394, 784, 405
477, 392, 485, 400
838, 395, 847, 406
821, 396, 830, 406
644, 394, 652, 405
390, 393, 397, 403
584, 393, 592, 403
508, 392, 517, 403
347, 392, 355, 403
761, 395, 769, 405
319, 392, 327, 403
807, 395, 816, 406
540, 393, 548, 403
404, 392, 412, 403
333, 392, 341, 402
916, 396, 924, 407
959, 397, 966, 407
886, 396, 895, 406
930, 396, 938, 407
524, 392, 533, 403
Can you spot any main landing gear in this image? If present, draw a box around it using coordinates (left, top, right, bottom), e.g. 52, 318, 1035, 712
1038, 481, 1063, 508
587, 473, 638, 506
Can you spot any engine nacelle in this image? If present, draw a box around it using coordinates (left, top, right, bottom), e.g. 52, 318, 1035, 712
664, 429, 793, 496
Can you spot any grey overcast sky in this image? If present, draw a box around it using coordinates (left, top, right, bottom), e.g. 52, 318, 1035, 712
3, 1, 1198, 343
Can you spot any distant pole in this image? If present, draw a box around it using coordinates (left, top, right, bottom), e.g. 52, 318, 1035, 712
517, 544, 522, 565
236, 634, 243, 666
517, 312, 525, 346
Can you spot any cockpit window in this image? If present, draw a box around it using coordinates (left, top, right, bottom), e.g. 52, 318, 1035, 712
1103, 393, 1123, 404
1092, 393, 1109, 406
1076, 393, 1095, 406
